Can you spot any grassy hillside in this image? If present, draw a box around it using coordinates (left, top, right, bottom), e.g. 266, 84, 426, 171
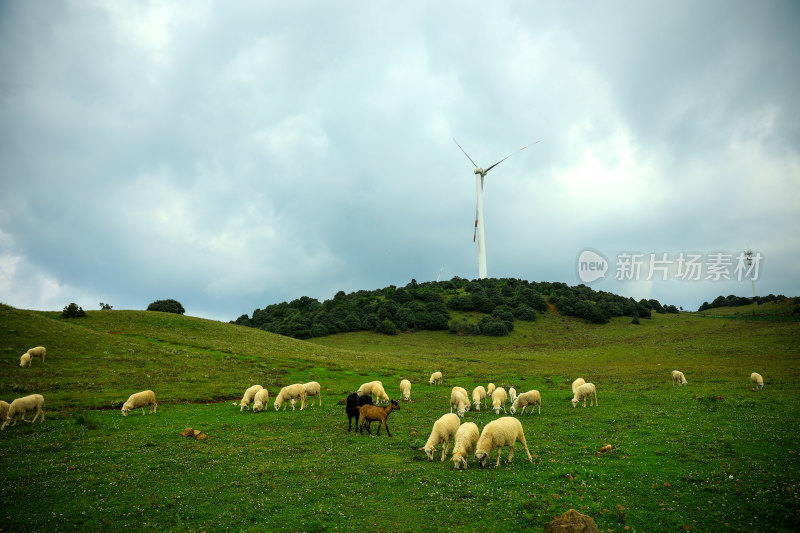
1, 304, 799, 531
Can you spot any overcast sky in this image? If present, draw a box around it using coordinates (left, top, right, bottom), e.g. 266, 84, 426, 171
1, 1, 798, 322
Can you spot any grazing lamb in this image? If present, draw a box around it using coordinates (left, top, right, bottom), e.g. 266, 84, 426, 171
475, 416, 533, 468
19, 353, 32, 368
420, 413, 461, 461
428, 371, 443, 386
358, 381, 389, 403
487, 383, 496, 397
2, 394, 45, 429
27, 346, 46, 362
472, 386, 487, 411
0, 400, 9, 428
450, 422, 480, 470
450, 388, 470, 418
358, 400, 400, 437
571, 377, 586, 395
346, 393, 374, 431
240, 384, 264, 411
491, 387, 508, 414
122, 390, 157, 416
252, 388, 270, 412
510, 390, 541, 415
571, 383, 598, 408
303, 381, 322, 406
274, 384, 307, 411
399, 379, 411, 401
452, 386, 469, 412
671, 370, 688, 386
750, 372, 764, 390
508, 387, 517, 404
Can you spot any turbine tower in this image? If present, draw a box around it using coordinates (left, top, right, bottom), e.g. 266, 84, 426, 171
453, 138, 539, 279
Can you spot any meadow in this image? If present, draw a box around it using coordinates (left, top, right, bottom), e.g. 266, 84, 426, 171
1, 302, 799, 532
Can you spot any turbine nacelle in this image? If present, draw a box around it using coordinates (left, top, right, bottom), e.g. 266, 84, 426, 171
474, 167, 486, 177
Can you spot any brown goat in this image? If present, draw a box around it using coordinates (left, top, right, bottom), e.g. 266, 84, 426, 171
358, 399, 400, 437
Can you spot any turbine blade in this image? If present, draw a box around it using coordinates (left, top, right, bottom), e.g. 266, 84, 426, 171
519, 140, 541, 151
453, 137, 478, 168
484, 154, 511, 174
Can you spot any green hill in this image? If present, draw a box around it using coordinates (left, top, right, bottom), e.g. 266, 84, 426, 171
1, 303, 799, 531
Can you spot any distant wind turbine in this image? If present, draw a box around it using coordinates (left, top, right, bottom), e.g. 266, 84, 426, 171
453, 138, 540, 279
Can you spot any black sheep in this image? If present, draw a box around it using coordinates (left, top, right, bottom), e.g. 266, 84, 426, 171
346, 392, 373, 431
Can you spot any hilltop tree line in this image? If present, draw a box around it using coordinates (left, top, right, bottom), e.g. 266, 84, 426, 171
233, 278, 674, 339
697, 293, 789, 312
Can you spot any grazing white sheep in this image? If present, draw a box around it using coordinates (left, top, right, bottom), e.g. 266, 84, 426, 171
428, 371, 443, 386
19, 353, 32, 368
399, 379, 411, 401
451, 422, 480, 470
491, 387, 508, 414
508, 387, 517, 404
571, 377, 586, 395
671, 370, 688, 386
452, 386, 470, 412
274, 384, 307, 411
472, 386, 487, 411
2, 394, 45, 429
252, 388, 270, 412
571, 383, 598, 408
487, 383, 496, 397
240, 385, 264, 411
450, 388, 470, 418
510, 390, 541, 415
122, 390, 157, 416
420, 413, 461, 461
0, 400, 9, 428
303, 381, 322, 406
475, 416, 533, 468
750, 372, 764, 390
358, 380, 389, 403
27, 346, 46, 362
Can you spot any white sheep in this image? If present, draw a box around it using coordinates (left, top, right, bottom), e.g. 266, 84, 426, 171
27, 346, 46, 362
487, 382, 496, 397
508, 387, 517, 404
474, 416, 533, 468
399, 379, 411, 401
19, 352, 32, 368
428, 371, 443, 385
358, 380, 389, 403
450, 422, 480, 470
510, 390, 541, 415
572, 377, 586, 395
122, 390, 157, 416
0, 400, 9, 428
450, 388, 469, 418
252, 388, 270, 412
2, 394, 45, 429
472, 386, 487, 411
750, 372, 764, 390
420, 413, 461, 461
452, 386, 469, 412
491, 387, 508, 414
274, 384, 307, 411
671, 370, 688, 386
240, 384, 264, 411
571, 383, 598, 408
303, 381, 322, 406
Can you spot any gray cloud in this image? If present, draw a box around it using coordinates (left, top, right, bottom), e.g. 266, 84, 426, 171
1, 1, 798, 321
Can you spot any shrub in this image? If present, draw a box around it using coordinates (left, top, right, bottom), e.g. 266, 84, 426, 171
147, 299, 185, 315
62, 303, 86, 318
376, 319, 397, 335
479, 317, 509, 336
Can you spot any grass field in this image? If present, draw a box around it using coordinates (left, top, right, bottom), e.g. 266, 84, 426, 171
1, 302, 799, 532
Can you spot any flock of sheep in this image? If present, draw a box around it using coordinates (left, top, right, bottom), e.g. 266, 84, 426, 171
5, 344, 767, 470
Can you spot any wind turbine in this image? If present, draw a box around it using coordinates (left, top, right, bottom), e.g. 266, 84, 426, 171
453, 138, 539, 279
